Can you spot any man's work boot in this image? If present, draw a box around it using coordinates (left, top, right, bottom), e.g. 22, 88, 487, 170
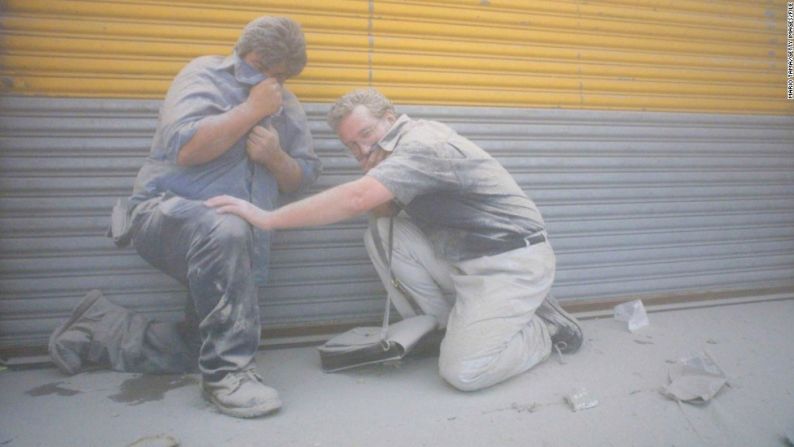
536, 294, 583, 354
202, 369, 282, 418
48, 289, 148, 374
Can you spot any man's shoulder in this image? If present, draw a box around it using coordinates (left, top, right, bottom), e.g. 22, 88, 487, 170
186, 55, 226, 67
405, 118, 455, 138
166, 56, 233, 99
396, 119, 455, 150
413, 118, 453, 131
175, 55, 228, 79
398, 119, 490, 162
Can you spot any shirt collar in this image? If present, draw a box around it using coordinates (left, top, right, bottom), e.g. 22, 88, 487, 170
220, 52, 268, 86
377, 114, 413, 152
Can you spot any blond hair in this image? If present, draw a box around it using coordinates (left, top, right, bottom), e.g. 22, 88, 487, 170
327, 88, 396, 132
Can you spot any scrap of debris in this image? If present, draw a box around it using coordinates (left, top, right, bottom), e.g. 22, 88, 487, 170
660, 351, 728, 404
565, 388, 599, 412
614, 299, 650, 332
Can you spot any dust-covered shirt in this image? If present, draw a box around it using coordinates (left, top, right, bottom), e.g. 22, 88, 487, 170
128, 52, 322, 284
366, 114, 545, 262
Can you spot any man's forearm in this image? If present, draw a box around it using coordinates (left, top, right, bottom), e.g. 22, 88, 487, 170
259, 149, 304, 193
261, 176, 394, 229
177, 102, 263, 166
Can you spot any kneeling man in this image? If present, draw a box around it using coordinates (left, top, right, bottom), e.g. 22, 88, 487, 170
207, 88, 582, 391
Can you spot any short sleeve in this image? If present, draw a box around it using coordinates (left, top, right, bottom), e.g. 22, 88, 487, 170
366, 144, 460, 206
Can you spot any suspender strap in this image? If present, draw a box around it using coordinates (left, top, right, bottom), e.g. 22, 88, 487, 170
369, 217, 424, 341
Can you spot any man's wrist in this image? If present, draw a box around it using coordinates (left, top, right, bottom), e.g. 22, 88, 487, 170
238, 100, 268, 122
263, 146, 290, 169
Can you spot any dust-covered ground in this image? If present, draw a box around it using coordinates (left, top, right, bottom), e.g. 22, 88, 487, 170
2, 299, 793, 447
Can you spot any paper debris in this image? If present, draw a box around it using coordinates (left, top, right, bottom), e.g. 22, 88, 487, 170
614, 299, 650, 332
565, 388, 599, 412
660, 352, 728, 404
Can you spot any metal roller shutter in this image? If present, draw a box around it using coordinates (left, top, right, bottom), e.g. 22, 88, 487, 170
2, 97, 793, 350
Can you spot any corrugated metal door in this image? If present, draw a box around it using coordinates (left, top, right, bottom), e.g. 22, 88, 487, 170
1, 1, 793, 351
3, 97, 792, 350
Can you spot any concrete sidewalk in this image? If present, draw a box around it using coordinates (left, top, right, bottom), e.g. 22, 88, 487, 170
2, 299, 793, 447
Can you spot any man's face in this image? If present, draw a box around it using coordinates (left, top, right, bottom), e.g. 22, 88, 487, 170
337, 105, 395, 172
243, 53, 289, 84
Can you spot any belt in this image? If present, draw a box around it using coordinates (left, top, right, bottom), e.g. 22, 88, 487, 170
499, 232, 547, 253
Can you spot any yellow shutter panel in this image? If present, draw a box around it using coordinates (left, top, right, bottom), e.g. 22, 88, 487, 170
1, 0, 791, 114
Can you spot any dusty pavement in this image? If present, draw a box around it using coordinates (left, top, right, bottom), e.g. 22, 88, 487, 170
1, 299, 793, 447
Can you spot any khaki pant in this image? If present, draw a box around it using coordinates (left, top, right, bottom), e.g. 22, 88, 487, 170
364, 216, 553, 391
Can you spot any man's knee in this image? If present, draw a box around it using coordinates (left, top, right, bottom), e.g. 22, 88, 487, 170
147, 197, 251, 248
438, 352, 493, 392
177, 205, 252, 262
186, 212, 253, 278
210, 214, 252, 250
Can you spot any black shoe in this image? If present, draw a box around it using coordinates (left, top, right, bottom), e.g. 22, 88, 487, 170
536, 294, 583, 354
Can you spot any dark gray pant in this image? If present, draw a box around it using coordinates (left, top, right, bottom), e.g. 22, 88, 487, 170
126, 196, 261, 380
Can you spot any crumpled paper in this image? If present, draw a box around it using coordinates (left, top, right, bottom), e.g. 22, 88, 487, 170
660, 352, 728, 404
565, 387, 599, 412
614, 299, 649, 332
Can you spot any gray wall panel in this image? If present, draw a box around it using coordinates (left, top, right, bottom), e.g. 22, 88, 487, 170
1, 96, 793, 349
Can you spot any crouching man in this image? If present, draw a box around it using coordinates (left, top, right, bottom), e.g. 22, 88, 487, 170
206, 88, 582, 391
48, 16, 321, 418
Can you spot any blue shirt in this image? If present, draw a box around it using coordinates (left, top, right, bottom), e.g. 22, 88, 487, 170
130, 52, 322, 284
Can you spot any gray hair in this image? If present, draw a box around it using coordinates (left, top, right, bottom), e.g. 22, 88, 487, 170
327, 88, 396, 132
235, 16, 307, 78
